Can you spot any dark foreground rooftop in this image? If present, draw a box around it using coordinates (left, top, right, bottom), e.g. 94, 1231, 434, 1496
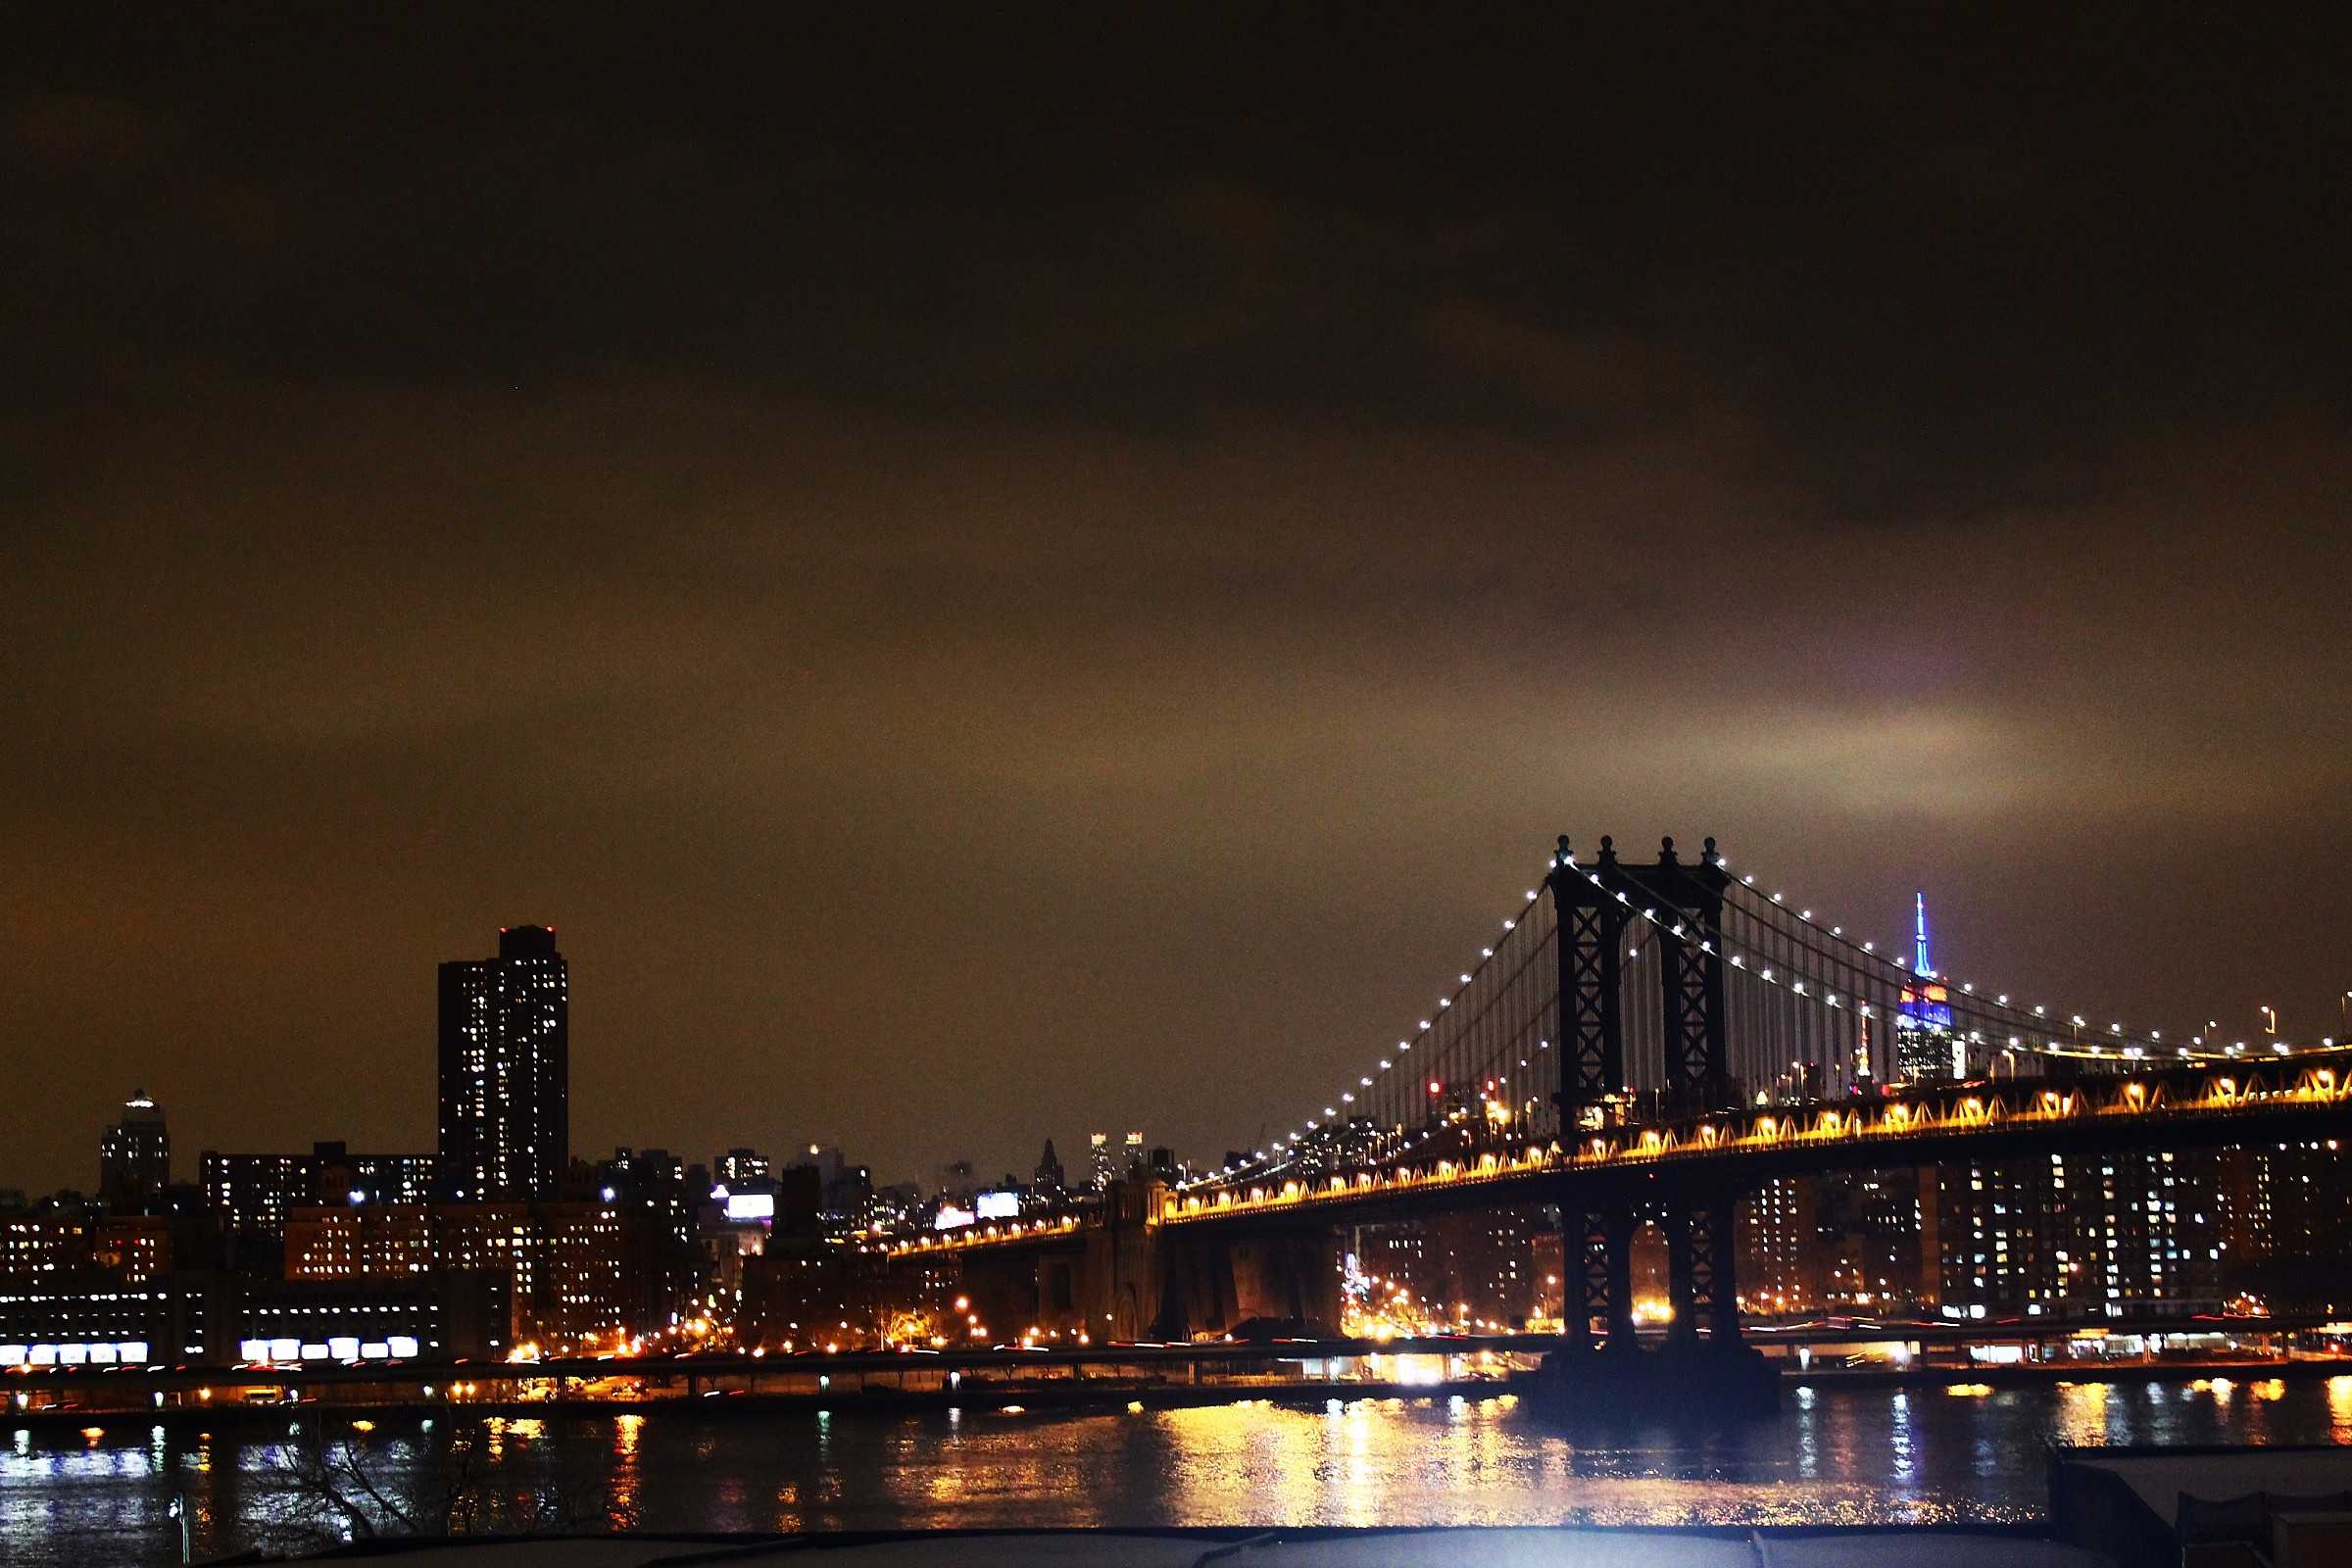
271, 1527, 2113, 1567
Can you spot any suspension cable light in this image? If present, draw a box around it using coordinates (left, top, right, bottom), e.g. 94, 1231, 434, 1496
1193, 838, 2275, 1196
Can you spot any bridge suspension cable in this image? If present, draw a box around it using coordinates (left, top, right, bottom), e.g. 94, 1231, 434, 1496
1190, 837, 2313, 1194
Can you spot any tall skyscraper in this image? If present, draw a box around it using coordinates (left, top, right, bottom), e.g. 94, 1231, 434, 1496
99, 1092, 170, 1213
1894, 894, 1957, 1082
438, 925, 568, 1201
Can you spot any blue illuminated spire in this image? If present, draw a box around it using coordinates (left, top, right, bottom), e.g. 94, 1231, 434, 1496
1913, 893, 1932, 977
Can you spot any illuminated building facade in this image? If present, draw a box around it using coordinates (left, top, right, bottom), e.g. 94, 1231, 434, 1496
1929, 1151, 2223, 1319
201, 1144, 437, 1237
284, 1204, 435, 1278
238, 1275, 509, 1361
0, 1275, 508, 1366
715, 1148, 769, 1184
0, 1282, 218, 1364
0, 1213, 174, 1286
201, 1152, 315, 1238
1, 1214, 92, 1281
438, 925, 568, 1202
2209, 1139, 2352, 1309
1817, 1171, 1926, 1311
1738, 1176, 1814, 1315
599, 1146, 704, 1329
1350, 1208, 1545, 1332
90, 1216, 172, 1283
320, 1146, 437, 1206
288, 1200, 635, 1348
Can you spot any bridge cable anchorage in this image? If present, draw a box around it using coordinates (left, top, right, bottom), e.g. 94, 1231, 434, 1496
1189, 835, 2317, 1200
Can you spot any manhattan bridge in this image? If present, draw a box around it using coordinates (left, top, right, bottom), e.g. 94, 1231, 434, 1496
902, 834, 2352, 1397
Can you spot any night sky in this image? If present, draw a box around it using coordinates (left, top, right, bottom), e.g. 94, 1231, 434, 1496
4, 7, 2349, 1195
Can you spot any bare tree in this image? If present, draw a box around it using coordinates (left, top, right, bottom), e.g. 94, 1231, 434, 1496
251, 1412, 612, 1551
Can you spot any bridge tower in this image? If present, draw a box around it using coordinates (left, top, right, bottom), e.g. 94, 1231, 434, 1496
1545, 834, 1626, 1125
1545, 834, 1735, 1120
1540, 832, 1770, 1411
1628, 835, 1733, 1113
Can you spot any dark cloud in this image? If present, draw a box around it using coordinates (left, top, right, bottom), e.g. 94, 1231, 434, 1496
0, 7, 2349, 1190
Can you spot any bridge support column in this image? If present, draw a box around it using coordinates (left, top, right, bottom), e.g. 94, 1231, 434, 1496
1703, 1195, 1740, 1346
1536, 1185, 1776, 1418
1603, 1200, 1637, 1354
1664, 1204, 1699, 1348
1566, 1203, 1610, 1352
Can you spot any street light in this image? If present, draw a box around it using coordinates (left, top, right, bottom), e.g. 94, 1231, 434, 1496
2262, 1005, 2278, 1038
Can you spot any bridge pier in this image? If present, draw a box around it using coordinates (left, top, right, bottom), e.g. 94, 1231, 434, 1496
1603, 1201, 1637, 1353
1703, 1197, 1740, 1344
1664, 1205, 1698, 1348
1540, 1182, 1776, 1419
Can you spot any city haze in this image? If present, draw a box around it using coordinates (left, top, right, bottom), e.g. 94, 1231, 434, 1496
4, 9, 2351, 1192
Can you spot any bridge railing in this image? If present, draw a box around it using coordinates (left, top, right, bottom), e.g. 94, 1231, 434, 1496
1134, 1050, 2352, 1230
883, 1047, 2352, 1253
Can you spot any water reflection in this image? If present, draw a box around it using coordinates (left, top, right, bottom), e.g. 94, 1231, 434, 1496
2052, 1381, 2110, 1446
608, 1411, 643, 1531
11, 1379, 2352, 1565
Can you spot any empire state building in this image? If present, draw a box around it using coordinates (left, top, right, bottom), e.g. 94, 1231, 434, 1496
1893, 894, 1959, 1082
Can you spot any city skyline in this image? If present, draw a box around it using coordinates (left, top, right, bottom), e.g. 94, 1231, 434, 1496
3, 10, 2349, 1238
1, 867, 2338, 1200
9, 10, 2352, 1561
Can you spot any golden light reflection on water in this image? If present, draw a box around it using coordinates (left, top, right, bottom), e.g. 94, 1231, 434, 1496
2052, 1381, 2112, 1446
60, 1379, 2352, 1562
1152, 1395, 1916, 1528
804, 1406, 1121, 1534
608, 1412, 644, 1530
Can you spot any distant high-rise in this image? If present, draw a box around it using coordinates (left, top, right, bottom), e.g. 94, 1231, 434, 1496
99, 1092, 170, 1213
438, 925, 568, 1201
1894, 895, 1957, 1082
1089, 1133, 1111, 1192
716, 1148, 769, 1185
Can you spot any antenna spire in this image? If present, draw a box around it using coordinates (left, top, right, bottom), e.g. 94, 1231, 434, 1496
1914, 892, 1932, 977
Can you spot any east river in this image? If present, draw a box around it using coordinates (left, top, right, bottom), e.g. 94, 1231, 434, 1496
10, 1377, 2352, 1565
